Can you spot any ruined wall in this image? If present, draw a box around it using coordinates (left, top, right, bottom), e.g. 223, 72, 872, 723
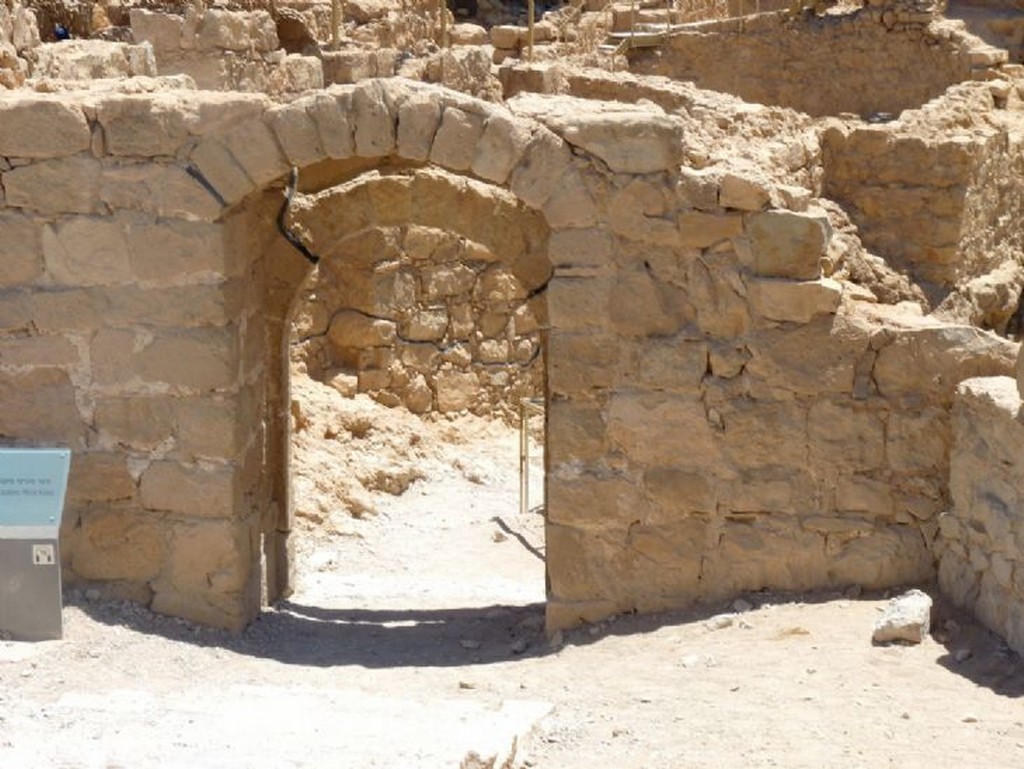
0, 78, 1018, 634
129, 8, 323, 94
822, 81, 1024, 318
627, 9, 987, 117
290, 215, 547, 419
937, 375, 1024, 654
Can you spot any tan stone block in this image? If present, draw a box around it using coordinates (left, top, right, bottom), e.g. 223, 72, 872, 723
42, 217, 131, 286
886, 410, 948, 474
608, 391, 722, 470
547, 228, 612, 270
743, 209, 831, 280
176, 397, 242, 460
0, 368, 84, 448
547, 397, 607, 465
100, 163, 224, 221
129, 9, 184, 55
828, 525, 933, 588
0, 98, 91, 158
94, 396, 176, 449
543, 166, 599, 229
835, 474, 894, 516
188, 139, 255, 206
677, 167, 720, 211
353, 81, 396, 158
308, 91, 354, 160
547, 275, 610, 332
688, 254, 747, 338
327, 310, 396, 349
720, 400, 807, 470
610, 263, 687, 337
548, 332, 626, 394
90, 327, 136, 385
4, 157, 102, 215
719, 173, 770, 211
0, 213, 42, 287
509, 127, 571, 209
471, 112, 531, 185
435, 370, 478, 411
0, 335, 78, 367
136, 328, 238, 390
219, 118, 290, 188
807, 400, 885, 472
396, 89, 442, 163
637, 338, 708, 392
403, 308, 448, 342
677, 211, 744, 248
366, 175, 413, 227
140, 459, 235, 518
151, 516, 258, 630
67, 452, 136, 504
95, 94, 192, 157
643, 467, 715, 515
266, 102, 325, 168
125, 218, 233, 282
547, 473, 646, 526
748, 277, 842, 324
67, 507, 164, 582
429, 107, 485, 173
30, 288, 105, 332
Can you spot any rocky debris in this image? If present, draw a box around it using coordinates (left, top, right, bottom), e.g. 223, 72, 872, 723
872, 589, 933, 645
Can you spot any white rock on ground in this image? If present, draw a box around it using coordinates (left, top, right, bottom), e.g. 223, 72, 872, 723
872, 589, 933, 644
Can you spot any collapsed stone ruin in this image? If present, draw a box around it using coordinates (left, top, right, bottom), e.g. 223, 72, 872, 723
2, 0, 1024, 652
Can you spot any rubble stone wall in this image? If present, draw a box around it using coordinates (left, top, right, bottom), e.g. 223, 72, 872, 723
0, 78, 1017, 632
627, 10, 980, 117
938, 375, 1024, 654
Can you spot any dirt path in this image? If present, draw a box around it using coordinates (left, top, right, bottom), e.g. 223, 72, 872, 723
2, 378, 1024, 767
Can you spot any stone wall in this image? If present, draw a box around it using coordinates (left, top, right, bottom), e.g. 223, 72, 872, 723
290, 213, 547, 419
626, 8, 993, 117
0, 77, 1018, 634
938, 375, 1024, 654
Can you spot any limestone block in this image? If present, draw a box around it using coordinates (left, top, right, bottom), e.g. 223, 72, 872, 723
129, 9, 184, 56
430, 107, 486, 173
719, 173, 770, 212
140, 460, 235, 518
422, 264, 476, 299
4, 157, 102, 215
366, 175, 413, 226
873, 324, 1016, 403
546, 275, 610, 332
677, 167, 720, 211
547, 473, 647, 527
150, 517, 257, 630
220, 119, 290, 188
610, 263, 687, 337
67, 453, 136, 505
197, 10, 278, 52
308, 91, 354, 160
176, 397, 242, 460
827, 525, 934, 588
872, 589, 932, 644
472, 112, 532, 185
548, 228, 613, 270
0, 213, 42, 287
328, 310, 397, 349
396, 89, 442, 163
607, 391, 722, 470
100, 163, 224, 221
11, 5, 40, 53
743, 209, 831, 280
279, 54, 324, 93
688, 255, 748, 338
42, 218, 131, 286
403, 309, 449, 342
677, 211, 744, 249
30, 288, 106, 333
720, 400, 808, 471
0, 368, 84, 448
189, 139, 255, 206
546, 398, 607, 465
67, 508, 164, 582
136, 329, 238, 390
543, 165, 599, 229
266, 102, 325, 168
509, 127, 571, 209
353, 81, 396, 158
435, 370, 478, 411
636, 338, 708, 392
93, 396, 176, 450
490, 25, 522, 49
807, 400, 885, 471
125, 219, 232, 282
642, 467, 715, 515
835, 474, 894, 516
508, 92, 683, 174
0, 335, 78, 367
0, 98, 90, 158
102, 283, 242, 328
98, 94, 194, 158
747, 277, 842, 323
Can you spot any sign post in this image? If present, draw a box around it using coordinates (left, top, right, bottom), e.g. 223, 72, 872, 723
0, 448, 71, 641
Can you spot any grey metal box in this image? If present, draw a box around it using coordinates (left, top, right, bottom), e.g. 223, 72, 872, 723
0, 538, 62, 641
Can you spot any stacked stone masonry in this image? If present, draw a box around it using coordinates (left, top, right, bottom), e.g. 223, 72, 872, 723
0, 0, 1023, 643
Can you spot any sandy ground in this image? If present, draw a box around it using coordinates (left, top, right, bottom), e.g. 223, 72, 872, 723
3, 376, 1024, 768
